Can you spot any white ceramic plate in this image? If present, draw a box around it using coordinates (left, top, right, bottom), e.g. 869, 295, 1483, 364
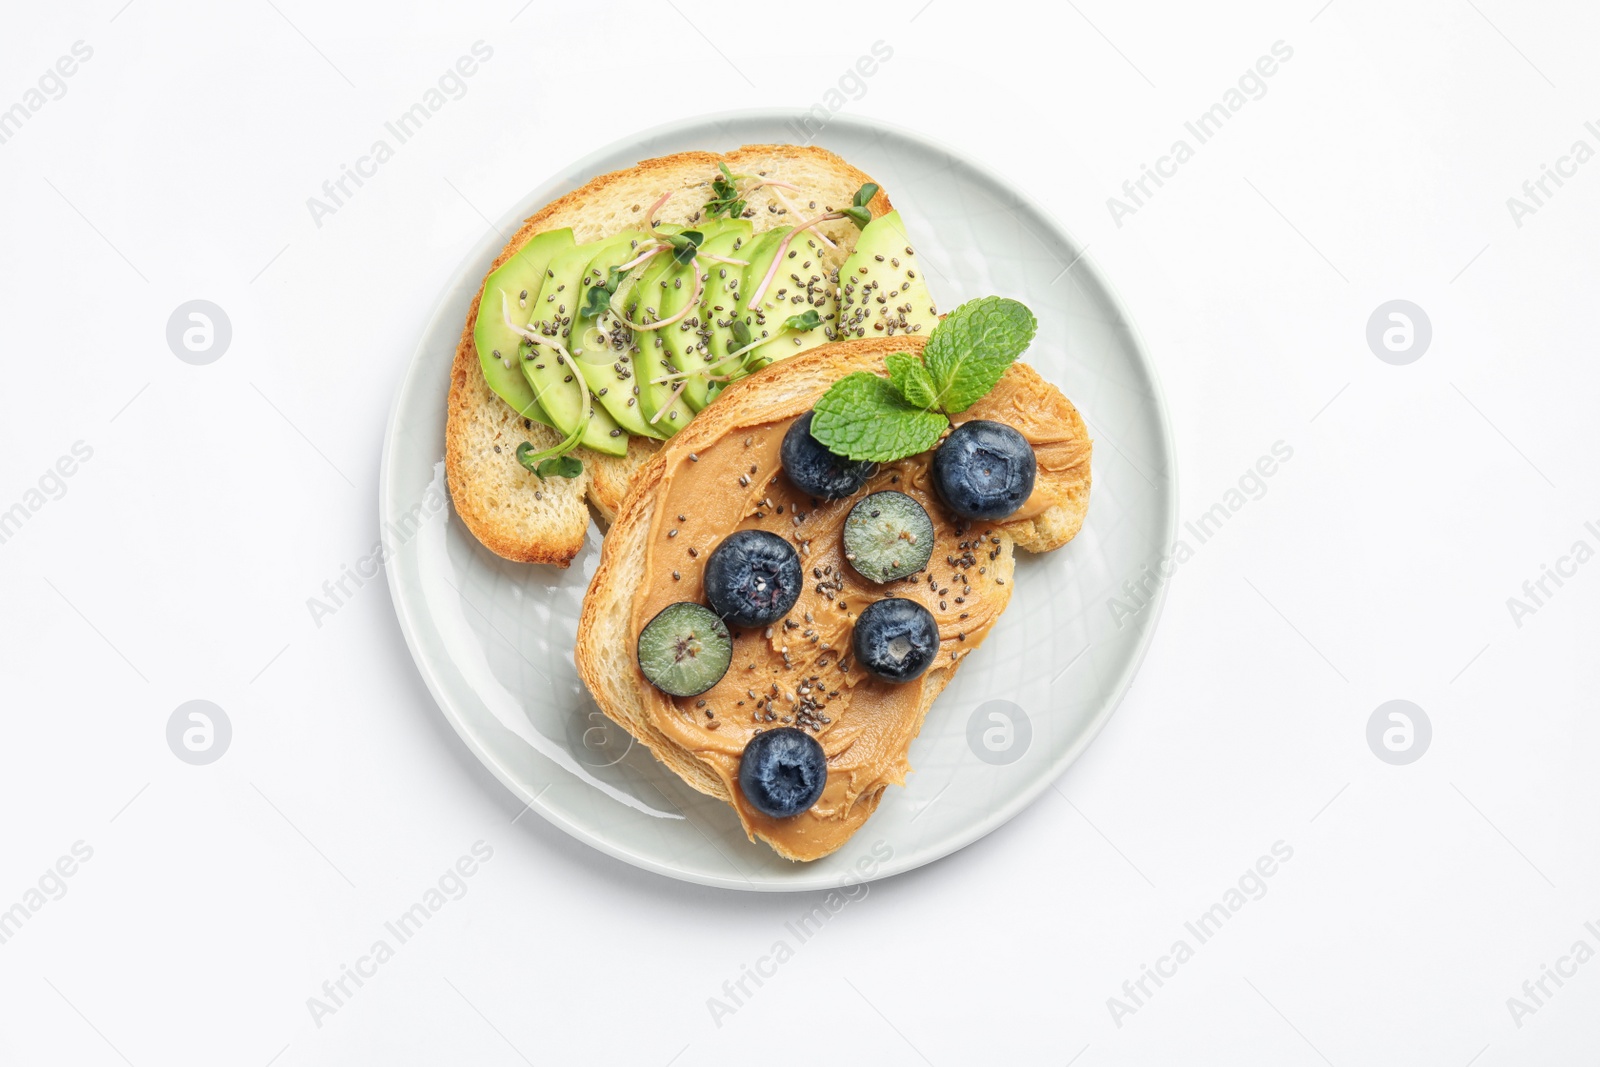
379, 111, 1176, 891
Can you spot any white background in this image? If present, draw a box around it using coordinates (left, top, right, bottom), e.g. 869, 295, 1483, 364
2, 1, 1597, 1063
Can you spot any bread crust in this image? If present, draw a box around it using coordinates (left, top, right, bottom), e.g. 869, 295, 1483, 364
445, 145, 895, 565
575, 336, 1091, 858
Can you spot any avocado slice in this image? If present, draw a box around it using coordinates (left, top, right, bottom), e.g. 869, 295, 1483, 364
836, 210, 939, 340
659, 219, 752, 410
739, 226, 837, 367
565, 232, 679, 439
623, 250, 696, 435
473, 228, 575, 426
697, 225, 758, 380
520, 236, 630, 456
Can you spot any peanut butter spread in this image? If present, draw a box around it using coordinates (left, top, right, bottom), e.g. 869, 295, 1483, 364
630, 369, 1086, 859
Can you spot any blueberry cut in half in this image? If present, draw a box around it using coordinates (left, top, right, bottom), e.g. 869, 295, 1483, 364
781, 411, 877, 500
703, 530, 803, 629
738, 727, 828, 818
843, 491, 934, 584
851, 597, 940, 683
931, 419, 1037, 521
636, 602, 733, 697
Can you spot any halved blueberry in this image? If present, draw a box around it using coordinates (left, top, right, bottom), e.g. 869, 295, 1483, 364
781, 411, 877, 499
843, 491, 934, 583
636, 602, 732, 697
851, 597, 939, 683
932, 419, 1037, 521
703, 530, 802, 628
738, 727, 828, 818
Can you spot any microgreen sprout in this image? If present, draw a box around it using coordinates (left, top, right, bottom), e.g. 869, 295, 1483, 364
839, 182, 880, 229
783, 309, 822, 332
704, 162, 746, 218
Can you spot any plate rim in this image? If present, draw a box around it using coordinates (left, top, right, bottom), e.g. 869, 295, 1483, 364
379, 107, 1179, 891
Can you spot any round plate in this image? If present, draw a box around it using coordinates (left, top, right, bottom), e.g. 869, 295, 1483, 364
379, 110, 1176, 891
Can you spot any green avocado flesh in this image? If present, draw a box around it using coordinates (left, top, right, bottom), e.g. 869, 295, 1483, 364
625, 240, 701, 435
691, 225, 758, 409
521, 236, 631, 455
475, 191, 937, 454
740, 226, 837, 366
661, 219, 751, 410
836, 210, 939, 340
473, 228, 575, 427
566, 232, 674, 439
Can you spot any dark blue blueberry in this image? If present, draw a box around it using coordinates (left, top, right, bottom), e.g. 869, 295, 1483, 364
931, 420, 1037, 521
703, 529, 802, 628
738, 727, 827, 818
781, 411, 877, 500
851, 597, 939, 683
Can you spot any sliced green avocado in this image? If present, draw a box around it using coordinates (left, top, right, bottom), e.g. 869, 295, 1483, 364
740, 226, 837, 367
520, 236, 630, 456
623, 250, 696, 435
565, 232, 676, 439
697, 225, 757, 380
836, 209, 939, 340
660, 219, 752, 410
473, 228, 575, 426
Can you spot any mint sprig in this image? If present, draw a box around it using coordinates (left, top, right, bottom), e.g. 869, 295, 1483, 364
809, 296, 1037, 463
811, 374, 948, 462
885, 350, 938, 408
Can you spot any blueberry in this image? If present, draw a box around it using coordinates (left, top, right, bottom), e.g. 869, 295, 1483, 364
843, 491, 934, 583
781, 411, 877, 499
851, 597, 940, 683
703, 530, 802, 628
738, 727, 827, 818
637, 602, 732, 697
931, 420, 1037, 521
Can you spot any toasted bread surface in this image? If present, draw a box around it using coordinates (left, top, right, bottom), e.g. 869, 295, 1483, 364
445, 145, 894, 564
576, 336, 1091, 859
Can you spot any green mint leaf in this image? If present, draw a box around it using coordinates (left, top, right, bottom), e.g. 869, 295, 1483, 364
885, 351, 939, 408
853, 182, 879, 208
922, 296, 1037, 413
811, 372, 949, 462
783, 309, 821, 332
537, 455, 583, 479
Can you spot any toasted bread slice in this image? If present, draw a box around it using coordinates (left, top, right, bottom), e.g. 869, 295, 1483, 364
576, 336, 1092, 859
445, 145, 895, 566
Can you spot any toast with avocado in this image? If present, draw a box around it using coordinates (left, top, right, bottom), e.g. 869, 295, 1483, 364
446, 145, 935, 565
575, 330, 1092, 861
